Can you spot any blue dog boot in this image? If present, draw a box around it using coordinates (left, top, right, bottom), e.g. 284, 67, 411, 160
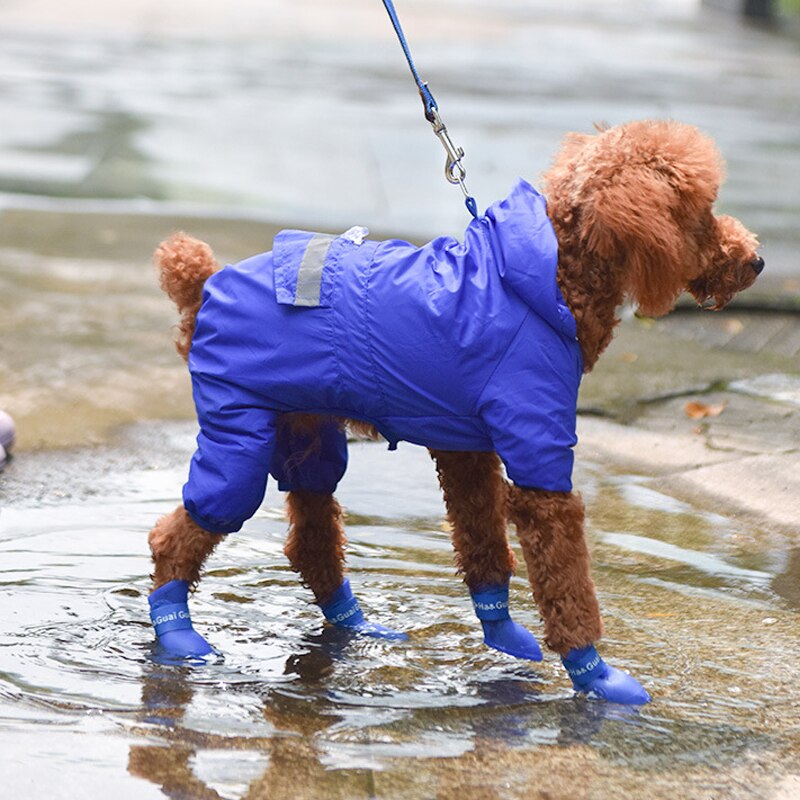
149, 579, 216, 659
471, 582, 542, 661
319, 579, 407, 640
562, 644, 650, 705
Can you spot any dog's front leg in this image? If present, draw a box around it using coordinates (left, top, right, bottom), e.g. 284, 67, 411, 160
147, 505, 224, 658
508, 486, 650, 704
506, 487, 601, 653
431, 449, 542, 661
149, 505, 223, 589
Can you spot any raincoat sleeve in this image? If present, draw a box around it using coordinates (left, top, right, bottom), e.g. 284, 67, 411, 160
182, 373, 278, 534
479, 312, 582, 493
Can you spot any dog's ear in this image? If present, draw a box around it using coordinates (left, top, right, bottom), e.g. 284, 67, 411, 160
581, 170, 687, 316
579, 121, 724, 317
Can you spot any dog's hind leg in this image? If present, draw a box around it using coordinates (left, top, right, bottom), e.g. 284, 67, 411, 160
284, 490, 348, 604
284, 490, 405, 640
431, 449, 542, 661
148, 505, 224, 658
508, 487, 649, 703
277, 416, 406, 640
149, 506, 223, 590
431, 450, 515, 587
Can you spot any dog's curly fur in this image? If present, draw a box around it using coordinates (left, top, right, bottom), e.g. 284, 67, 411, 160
148, 120, 760, 658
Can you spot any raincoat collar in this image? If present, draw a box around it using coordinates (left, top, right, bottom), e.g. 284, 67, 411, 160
482, 178, 576, 340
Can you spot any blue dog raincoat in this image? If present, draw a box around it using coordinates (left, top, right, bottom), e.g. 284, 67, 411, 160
183, 178, 583, 533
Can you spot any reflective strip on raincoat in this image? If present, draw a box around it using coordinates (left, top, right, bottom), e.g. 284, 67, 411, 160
183, 178, 583, 533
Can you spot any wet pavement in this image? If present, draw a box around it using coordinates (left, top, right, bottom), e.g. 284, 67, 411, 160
1, 1, 800, 798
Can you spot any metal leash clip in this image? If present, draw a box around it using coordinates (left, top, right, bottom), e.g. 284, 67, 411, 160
418, 86, 479, 218
425, 103, 468, 188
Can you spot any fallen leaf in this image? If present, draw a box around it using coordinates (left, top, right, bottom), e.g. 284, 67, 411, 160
620, 352, 638, 363
684, 400, 727, 419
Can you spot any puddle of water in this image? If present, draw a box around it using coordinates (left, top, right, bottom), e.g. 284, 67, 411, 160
0, 432, 798, 798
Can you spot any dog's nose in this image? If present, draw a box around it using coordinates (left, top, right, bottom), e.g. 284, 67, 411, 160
751, 256, 765, 275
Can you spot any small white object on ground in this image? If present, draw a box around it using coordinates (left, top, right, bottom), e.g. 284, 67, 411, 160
0, 410, 15, 454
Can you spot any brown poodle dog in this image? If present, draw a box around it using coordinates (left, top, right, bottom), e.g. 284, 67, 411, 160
146, 120, 762, 704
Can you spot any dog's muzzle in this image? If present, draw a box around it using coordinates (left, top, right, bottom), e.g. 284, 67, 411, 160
751, 256, 765, 275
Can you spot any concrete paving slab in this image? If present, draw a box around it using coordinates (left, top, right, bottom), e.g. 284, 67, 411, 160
579, 312, 799, 416
658, 451, 800, 530
732, 372, 800, 405
579, 389, 800, 532
577, 416, 738, 474
637, 391, 799, 455
577, 305, 800, 534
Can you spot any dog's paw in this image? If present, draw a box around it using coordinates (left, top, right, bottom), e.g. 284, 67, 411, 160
562, 644, 650, 705
155, 628, 217, 659
149, 579, 218, 660
319, 579, 408, 641
575, 664, 651, 705
481, 618, 543, 661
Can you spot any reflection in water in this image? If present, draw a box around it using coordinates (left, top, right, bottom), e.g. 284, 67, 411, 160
130, 633, 621, 798
128, 636, 769, 799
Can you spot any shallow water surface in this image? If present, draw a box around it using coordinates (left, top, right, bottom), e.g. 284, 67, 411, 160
0, 427, 798, 799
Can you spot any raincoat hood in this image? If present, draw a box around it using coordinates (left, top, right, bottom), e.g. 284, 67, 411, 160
483, 178, 575, 339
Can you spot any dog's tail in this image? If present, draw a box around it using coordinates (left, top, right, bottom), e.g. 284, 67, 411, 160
154, 233, 219, 362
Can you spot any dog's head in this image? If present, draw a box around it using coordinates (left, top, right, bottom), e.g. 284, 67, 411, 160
544, 120, 762, 317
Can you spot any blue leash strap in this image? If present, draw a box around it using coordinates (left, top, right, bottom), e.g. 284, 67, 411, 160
380, 0, 437, 118
380, 0, 479, 219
